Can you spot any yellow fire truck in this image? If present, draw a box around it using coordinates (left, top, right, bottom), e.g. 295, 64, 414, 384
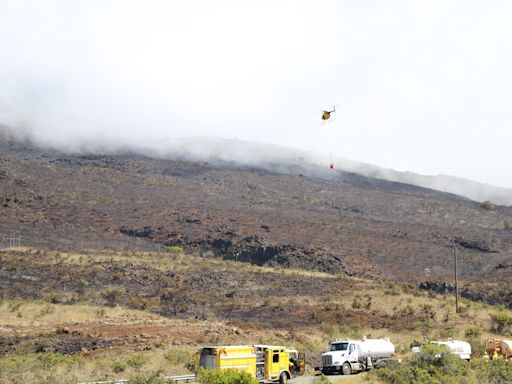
196, 344, 305, 383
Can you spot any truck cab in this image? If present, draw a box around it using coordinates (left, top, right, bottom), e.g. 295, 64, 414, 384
319, 340, 361, 375
254, 345, 301, 383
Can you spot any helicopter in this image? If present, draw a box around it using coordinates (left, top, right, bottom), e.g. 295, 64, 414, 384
321, 106, 336, 121
320, 105, 337, 170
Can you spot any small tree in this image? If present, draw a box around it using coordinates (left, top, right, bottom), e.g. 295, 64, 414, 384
105, 287, 125, 307
76, 279, 90, 296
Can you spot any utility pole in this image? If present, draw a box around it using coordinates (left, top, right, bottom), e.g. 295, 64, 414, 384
452, 237, 459, 314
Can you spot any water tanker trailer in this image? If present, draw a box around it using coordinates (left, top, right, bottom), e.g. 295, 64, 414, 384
315, 337, 395, 375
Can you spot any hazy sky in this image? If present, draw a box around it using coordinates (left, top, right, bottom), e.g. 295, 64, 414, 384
1, 0, 511, 188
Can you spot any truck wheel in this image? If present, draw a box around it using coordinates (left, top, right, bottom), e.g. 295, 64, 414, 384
279, 372, 288, 384
341, 362, 352, 375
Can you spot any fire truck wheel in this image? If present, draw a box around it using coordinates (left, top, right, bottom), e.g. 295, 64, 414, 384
279, 372, 288, 384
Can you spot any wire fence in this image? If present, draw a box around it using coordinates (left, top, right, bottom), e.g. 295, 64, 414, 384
0, 232, 168, 254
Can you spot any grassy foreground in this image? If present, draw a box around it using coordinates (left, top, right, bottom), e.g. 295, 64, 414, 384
1, 248, 512, 383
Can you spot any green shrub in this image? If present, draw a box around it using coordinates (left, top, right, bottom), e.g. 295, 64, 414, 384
129, 295, 151, 310
414, 318, 434, 337
490, 312, 512, 335
473, 358, 512, 384
401, 283, 416, 294
337, 324, 363, 339
437, 325, 458, 339
36, 353, 80, 370
128, 371, 165, 384
76, 279, 90, 295
125, 353, 149, 369
465, 327, 481, 338
412, 344, 468, 376
468, 337, 484, 357
196, 368, 259, 384
375, 344, 473, 384
163, 349, 193, 366
0, 353, 82, 384
166, 245, 183, 253
385, 283, 402, 296
376, 364, 435, 384
105, 287, 126, 307
112, 359, 127, 373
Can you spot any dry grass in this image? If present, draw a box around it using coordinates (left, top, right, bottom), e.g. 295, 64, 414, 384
50, 249, 341, 280
0, 300, 161, 330
0, 346, 195, 383
2, 248, 512, 383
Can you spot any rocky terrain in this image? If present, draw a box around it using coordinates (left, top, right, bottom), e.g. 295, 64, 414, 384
0, 137, 512, 272
1, 134, 512, 383
1, 134, 512, 307
1, 247, 502, 376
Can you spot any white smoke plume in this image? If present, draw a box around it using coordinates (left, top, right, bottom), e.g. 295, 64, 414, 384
1, 0, 512, 199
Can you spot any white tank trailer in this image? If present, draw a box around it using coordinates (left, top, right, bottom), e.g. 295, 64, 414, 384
316, 338, 395, 375
431, 339, 471, 360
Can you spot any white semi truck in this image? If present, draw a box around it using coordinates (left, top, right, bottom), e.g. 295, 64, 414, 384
316, 338, 395, 375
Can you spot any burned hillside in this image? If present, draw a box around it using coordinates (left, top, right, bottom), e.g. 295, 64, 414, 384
1, 140, 512, 302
